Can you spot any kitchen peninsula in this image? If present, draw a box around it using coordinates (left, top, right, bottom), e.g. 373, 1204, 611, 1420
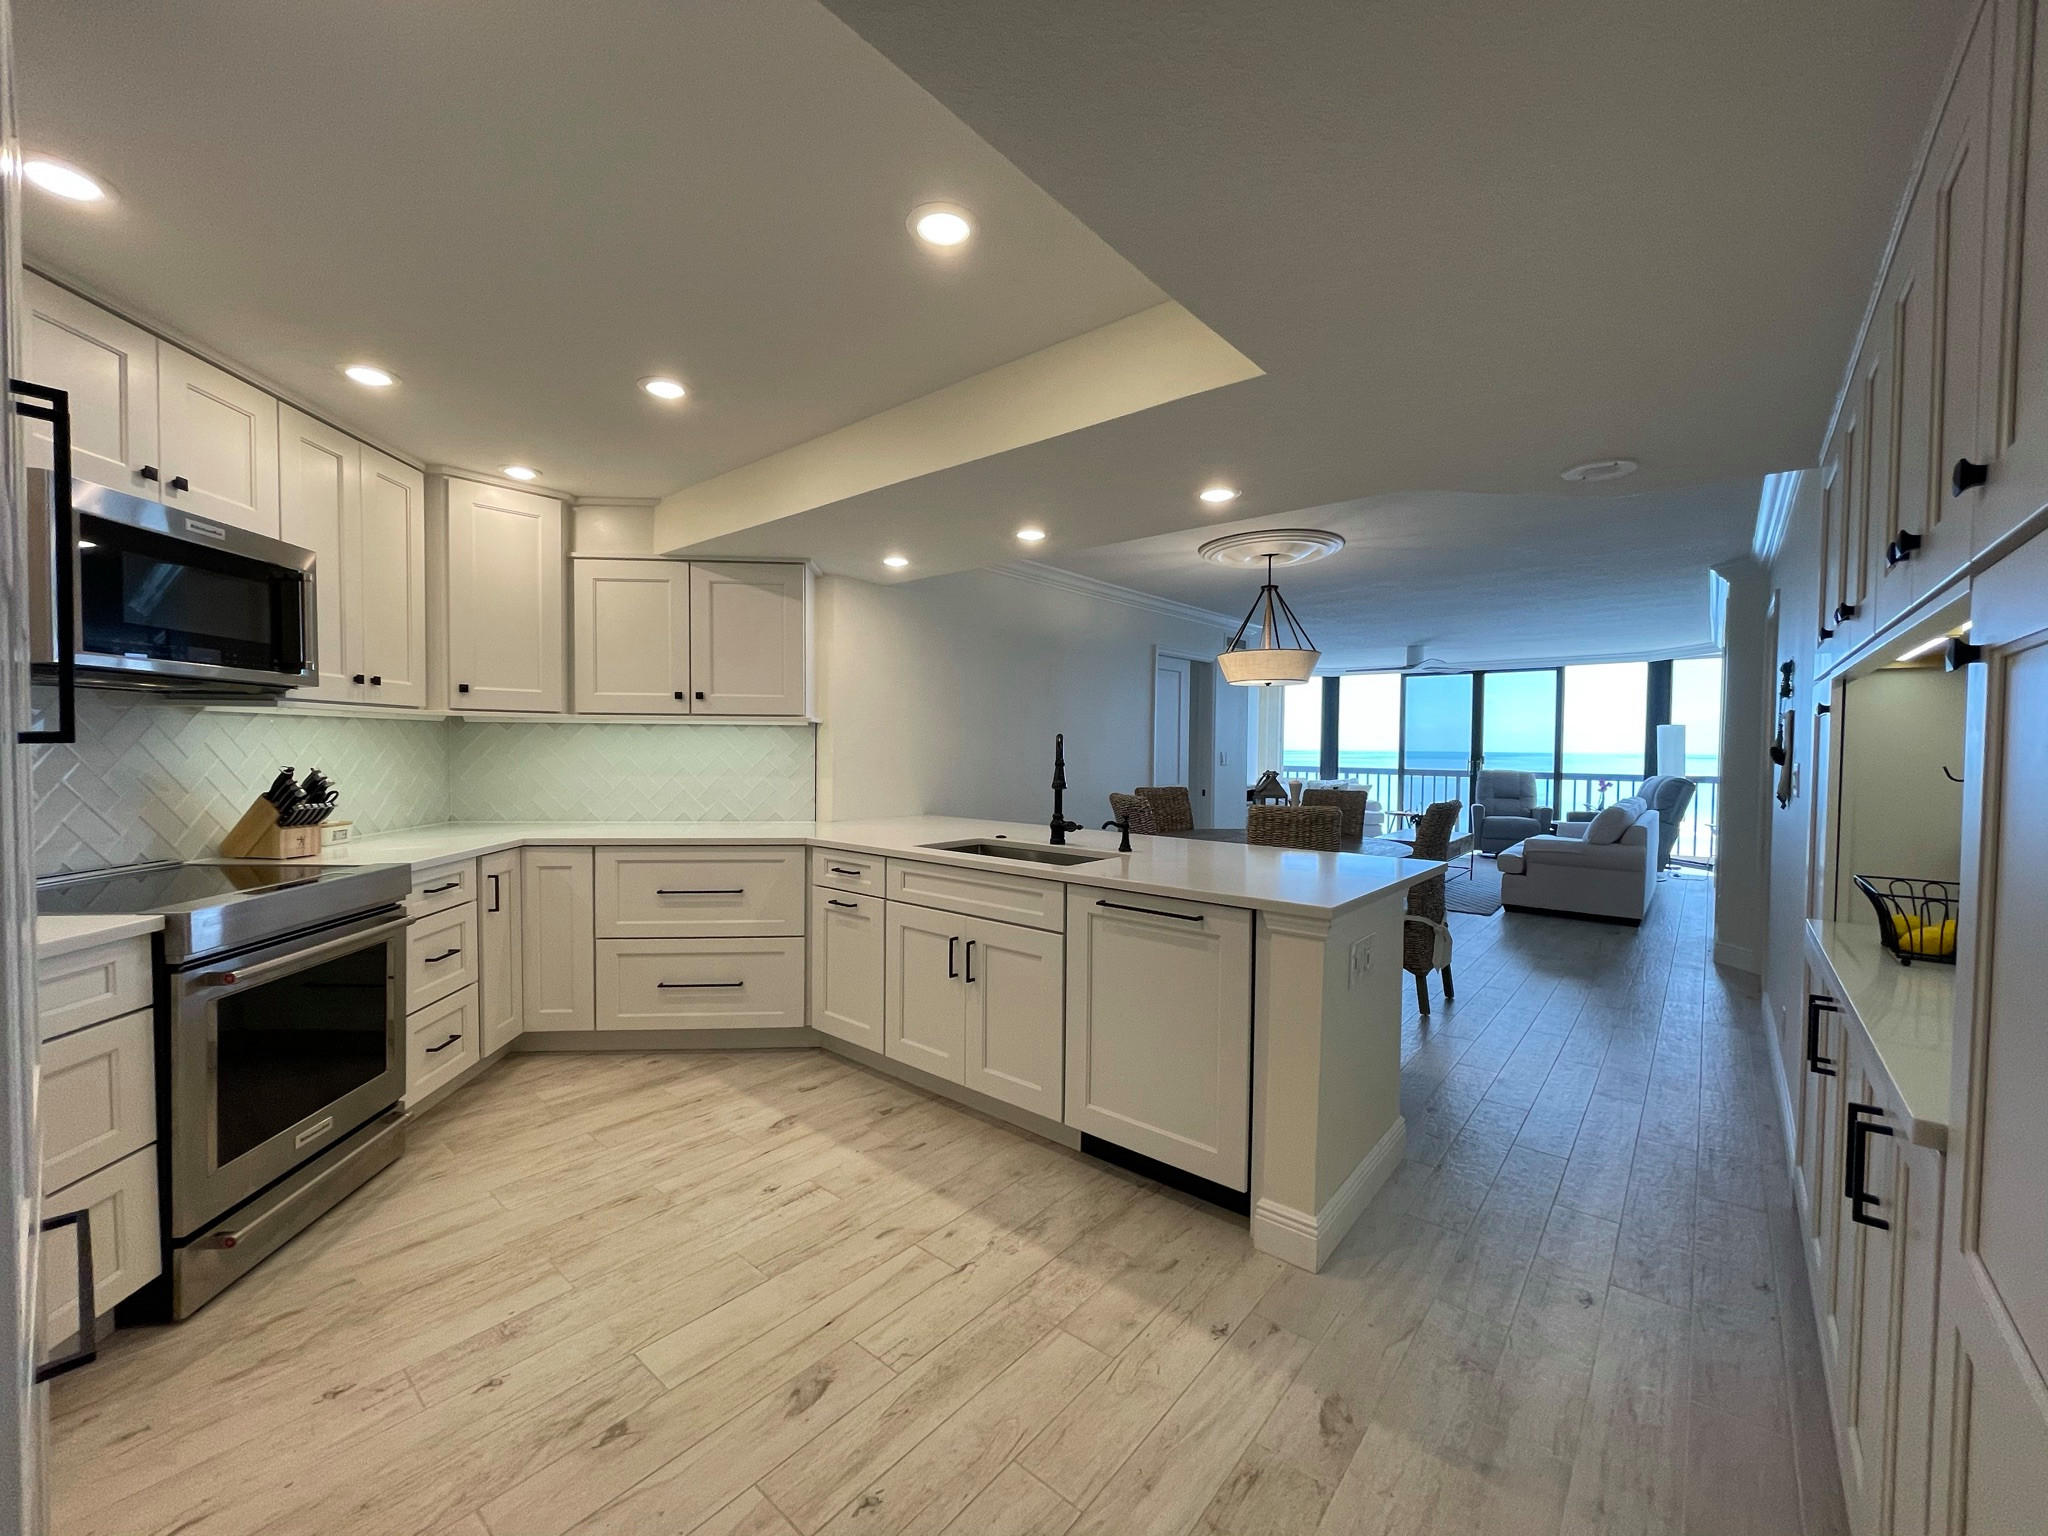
314, 815, 1440, 1272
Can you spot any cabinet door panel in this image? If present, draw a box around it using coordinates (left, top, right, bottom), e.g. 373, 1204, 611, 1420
963, 915, 1063, 1120
278, 406, 359, 701
885, 902, 967, 1082
158, 345, 279, 536
355, 449, 427, 707
479, 850, 523, 1056
406, 902, 479, 1013
1840, 1061, 1898, 1533
1064, 887, 1251, 1189
574, 559, 690, 714
596, 937, 804, 1030
521, 847, 593, 1031
594, 846, 805, 939
688, 562, 807, 716
40, 1146, 159, 1355
21, 273, 158, 491
406, 986, 480, 1107
810, 888, 884, 1050
445, 478, 565, 713
38, 1009, 155, 1195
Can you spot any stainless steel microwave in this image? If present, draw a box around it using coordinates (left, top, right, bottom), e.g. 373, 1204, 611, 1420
28, 469, 319, 696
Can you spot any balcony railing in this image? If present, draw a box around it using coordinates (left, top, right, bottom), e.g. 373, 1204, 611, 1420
1277, 762, 1721, 863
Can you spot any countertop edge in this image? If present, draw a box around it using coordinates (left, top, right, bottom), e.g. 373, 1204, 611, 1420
1803, 919, 1952, 1152
36, 912, 165, 961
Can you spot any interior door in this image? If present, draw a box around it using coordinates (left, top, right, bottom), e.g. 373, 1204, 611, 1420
884, 901, 966, 1083
688, 561, 806, 716
277, 406, 358, 701
353, 448, 426, 707
1153, 655, 1191, 786
445, 478, 564, 713
574, 559, 690, 714
21, 271, 159, 493
157, 344, 279, 537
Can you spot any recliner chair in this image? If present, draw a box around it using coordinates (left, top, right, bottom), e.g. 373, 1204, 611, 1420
1565, 775, 1697, 869
1471, 770, 1554, 855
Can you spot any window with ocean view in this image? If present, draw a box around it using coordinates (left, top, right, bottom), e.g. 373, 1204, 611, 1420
1562, 661, 1649, 781
1481, 669, 1559, 782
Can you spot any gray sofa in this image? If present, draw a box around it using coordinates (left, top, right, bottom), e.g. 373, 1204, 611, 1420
1471, 770, 1554, 854
1563, 774, 1697, 870
1498, 795, 1660, 922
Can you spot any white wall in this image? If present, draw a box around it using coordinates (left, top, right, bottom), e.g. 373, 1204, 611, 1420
815, 569, 1249, 830
1833, 666, 1967, 912
1763, 471, 1824, 1093
1712, 555, 1774, 973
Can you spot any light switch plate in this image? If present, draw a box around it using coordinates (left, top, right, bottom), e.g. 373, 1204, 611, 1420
1349, 934, 1374, 988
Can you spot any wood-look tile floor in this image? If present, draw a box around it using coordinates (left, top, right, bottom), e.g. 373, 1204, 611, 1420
51, 875, 1846, 1535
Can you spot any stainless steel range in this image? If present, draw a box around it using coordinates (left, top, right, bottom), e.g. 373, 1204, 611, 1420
37, 860, 412, 1317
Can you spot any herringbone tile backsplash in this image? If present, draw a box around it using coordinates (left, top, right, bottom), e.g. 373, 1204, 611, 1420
32, 693, 817, 876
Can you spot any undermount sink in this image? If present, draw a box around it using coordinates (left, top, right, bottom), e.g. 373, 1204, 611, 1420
921, 839, 1113, 866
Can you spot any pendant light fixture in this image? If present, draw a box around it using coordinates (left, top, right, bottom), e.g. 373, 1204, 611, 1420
1202, 530, 1344, 687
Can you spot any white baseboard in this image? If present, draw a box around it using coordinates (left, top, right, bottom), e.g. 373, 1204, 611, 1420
1713, 939, 1760, 974
1253, 1115, 1405, 1271
1761, 994, 1800, 1172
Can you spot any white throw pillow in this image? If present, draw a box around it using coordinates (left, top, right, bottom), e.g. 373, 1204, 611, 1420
1584, 802, 1635, 845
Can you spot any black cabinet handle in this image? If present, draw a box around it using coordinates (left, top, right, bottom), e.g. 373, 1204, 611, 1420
1096, 898, 1203, 923
425, 1032, 462, 1054
457, 683, 471, 694
656, 887, 743, 896
694, 690, 705, 700
1834, 602, 1858, 624
352, 673, 366, 684
421, 879, 462, 895
1805, 994, 1838, 1077
948, 935, 959, 978
829, 866, 863, 876
1846, 1102, 1896, 1229
965, 939, 977, 983
34, 1209, 95, 1382
370, 675, 381, 686
657, 980, 744, 989
486, 873, 500, 913
168, 474, 190, 493
1952, 457, 1988, 496
138, 464, 159, 482
1819, 624, 1835, 642
1887, 530, 1922, 566
13, 379, 76, 746
827, 898, 858, 909
424, 947, 462, 964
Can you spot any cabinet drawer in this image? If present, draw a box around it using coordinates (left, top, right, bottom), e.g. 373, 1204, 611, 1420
407, 902, 479, 1011
595, 845, 804, 938
39, 1009, 155, 1195
407, 859, 477, 919
407, 986, 480, 1107
41, 1145, 160, 1358
596, 937, 805, 1030
812, 847, 885, 897
38, 937, 153, 1042
886, 858, 1064, 933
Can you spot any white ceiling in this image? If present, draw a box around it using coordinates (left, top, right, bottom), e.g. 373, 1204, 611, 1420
1049, 479, 1763, 672
15, 0, 1166, 496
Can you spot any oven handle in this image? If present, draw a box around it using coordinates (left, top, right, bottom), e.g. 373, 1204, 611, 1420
188, 913, 410, 991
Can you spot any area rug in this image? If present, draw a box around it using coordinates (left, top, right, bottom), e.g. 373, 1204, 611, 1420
1443, 857, 1504, 916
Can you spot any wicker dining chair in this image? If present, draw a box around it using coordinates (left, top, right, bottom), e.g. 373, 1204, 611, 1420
1135, 785, 1195, 834
1107, 792, 1158, 835
1403, 799, 1462, 1014
1246, 803, 1344, 850
1301, 786, 1369, 841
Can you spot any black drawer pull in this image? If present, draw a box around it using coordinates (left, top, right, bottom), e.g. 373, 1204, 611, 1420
1805, 994, 1838, 1077
1834, 601, 1858, 625
167, 474, 190, 493
948, 935, 959, 978
829, 866, 864, 876
1096, 898, 1202, 923
658, 980, 744, 989
1887, 530, 1922, 566
1951, 457, 1988, 496
965, 939, 977, 983
1846, 1102, 1896, 1229
34, 1209, 95, 1382
657, 887, 744, 896
421, 879, 462, 895
827, 898, 858, 909
425, 1033, 462, 1054
424, 947, 462, 964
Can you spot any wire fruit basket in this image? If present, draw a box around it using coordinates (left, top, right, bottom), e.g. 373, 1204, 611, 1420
1852, 874, 1959, 966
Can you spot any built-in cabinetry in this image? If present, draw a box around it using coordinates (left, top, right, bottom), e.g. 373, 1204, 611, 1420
433, 477, 568, 714
33, 934, 162, 1364
402, 860, 482, 1105
479, 850, 523, 1056
572, 557, 811, 718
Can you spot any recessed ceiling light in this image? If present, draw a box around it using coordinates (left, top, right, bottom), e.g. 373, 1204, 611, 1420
641, 377, 687, 401
1199, 485, 1240, 504
1016, 527, 1047, 543
503, 465, 540, 482
1560, 458, 1639, 483
23, 157, 106, 203
882, 554, 910, 569
343, 364, 397, 388
910, 203, 973, 247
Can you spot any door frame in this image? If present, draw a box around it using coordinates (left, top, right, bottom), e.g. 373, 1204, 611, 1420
1152, 647, 1216, 827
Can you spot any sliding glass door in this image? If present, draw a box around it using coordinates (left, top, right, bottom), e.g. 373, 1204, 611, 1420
1480, 669, 1560, 806
1400, 673, 1473, 818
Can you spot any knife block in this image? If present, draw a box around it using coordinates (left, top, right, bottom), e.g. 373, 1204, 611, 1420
219, 799, 322, 860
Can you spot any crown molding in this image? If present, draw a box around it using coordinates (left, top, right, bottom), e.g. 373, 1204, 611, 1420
991, 561, 1241, 632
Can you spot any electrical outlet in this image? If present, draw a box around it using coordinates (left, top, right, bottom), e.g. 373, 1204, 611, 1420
1349, 934, 1374, 988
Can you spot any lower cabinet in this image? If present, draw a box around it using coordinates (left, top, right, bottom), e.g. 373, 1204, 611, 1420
522, 846, 595, 1032
406, 986, 481, 1107
39, 1146, 159, 1357
595, 936, 804, 1030
479, 849, 523, 1056
38, 1009, 154, 1194
1064, 885, 1252, 1190
809, 886, 884, 1050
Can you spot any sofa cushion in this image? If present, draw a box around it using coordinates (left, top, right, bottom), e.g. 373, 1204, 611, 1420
1496, 844, 1527, 874
1585, 801, 1635, 844
1519, 833, 1649, 872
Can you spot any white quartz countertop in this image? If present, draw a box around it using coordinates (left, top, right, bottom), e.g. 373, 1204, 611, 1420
318, 816, 1443, 920
36, 912, 163, 961
1805, 919, 1955, 1149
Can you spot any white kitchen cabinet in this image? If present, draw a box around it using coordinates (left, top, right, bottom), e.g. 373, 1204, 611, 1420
406, 901, 478, 1013
39, 1146, 159, 1361
960, 912, 1064, 1121
351, 447, 428, 707
479, 850, 523, 1056
436, 476, 566, 713
1064, 885, 1252, 1190
36, 935, 151, 1043
573, 558, 691, 715
688, 561, 809, 716
884, 900, 970, 1082
521, 846, 594, 1031
594, 845, 805, 939
279, 406, 361, 701
21, 271, 159, 493
157, 343, 280, 537
37, 1009, 154, 1196
812, 847, 885, 898
595, 936, 804, 1030
406, 986, 481, 1107
886, 857, 1065, 933
407, 859, 477, 919
809, 886, 884, 1050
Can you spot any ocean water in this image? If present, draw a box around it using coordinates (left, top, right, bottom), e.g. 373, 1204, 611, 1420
1280, 749, 1719, 780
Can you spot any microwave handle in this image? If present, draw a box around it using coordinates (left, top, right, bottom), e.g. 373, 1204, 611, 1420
11, 379, 76, 746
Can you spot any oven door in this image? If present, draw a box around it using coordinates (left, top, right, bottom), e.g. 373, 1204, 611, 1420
167, 909, 407, 1239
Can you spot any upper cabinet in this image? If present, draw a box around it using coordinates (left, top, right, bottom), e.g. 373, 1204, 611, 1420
573, 559, 691, 715
157, 345, 280, 537
434, 476, 567, 713
21, 272, 159, 493
689, 561, 810, 716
